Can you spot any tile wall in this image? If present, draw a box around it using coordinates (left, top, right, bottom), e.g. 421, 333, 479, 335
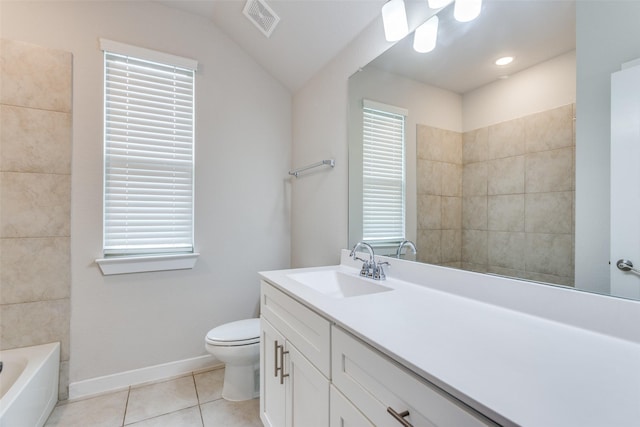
417, 104, 575, 286
0, 39, 73, 399
416, 125, 463, 267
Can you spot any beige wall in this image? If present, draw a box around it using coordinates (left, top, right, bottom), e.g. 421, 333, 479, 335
1, 1, 292, 391
0, 39, 72, 399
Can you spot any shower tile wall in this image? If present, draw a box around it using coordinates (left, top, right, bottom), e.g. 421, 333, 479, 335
0, 39, 72, 399
417, 104, 575, 286
416, 125, 462, 267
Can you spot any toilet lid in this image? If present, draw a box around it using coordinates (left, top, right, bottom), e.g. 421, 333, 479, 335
206, 318, 260, 346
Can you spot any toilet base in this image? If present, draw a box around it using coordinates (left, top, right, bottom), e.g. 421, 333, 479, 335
222, 363, 260, 401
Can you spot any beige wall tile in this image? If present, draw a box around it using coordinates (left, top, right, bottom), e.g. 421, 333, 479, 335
525, 191, 573, 234
461, 262, 488, 273
417, 159, 441, 195
0, 237, 70, 304
525, 147, 573, 193
461, 229, 487, 265
488, 195, 525, 232
441, 129, 462, 164
0, 105, 72, 174
418, 195, 441, 230
440, 261, 462, 269
0, 298, 70, 360
441, 229, 461, 263
488, 231, 525, 270
462, 162, 487, 196
416, 125, 462, 163
488, 156, 525, 195
463, 127, 488, 164
525, 104, 573, 153
462, 196, 487, 230
487, 117, 525, 159
0, 39, 72, 112
417, 229, 441, 264
441, 196, 461, 230
487, 266, 527, 282
0, 172, 71, 238
59, 360, 70, 401
441, 163, 462, 196
523, 271, 574, 287
525, 233, 574, 277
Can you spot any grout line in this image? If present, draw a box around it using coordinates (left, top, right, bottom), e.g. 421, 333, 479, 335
121, 386, 131, 427
192, 373, 206, 427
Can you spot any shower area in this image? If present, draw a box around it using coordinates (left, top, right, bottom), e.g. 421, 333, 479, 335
416, 104, 575, 286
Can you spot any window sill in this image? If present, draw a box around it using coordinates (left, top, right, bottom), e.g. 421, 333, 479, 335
95, 253, 200, 276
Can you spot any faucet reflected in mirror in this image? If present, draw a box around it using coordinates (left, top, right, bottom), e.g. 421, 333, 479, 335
396, 240, 417, 259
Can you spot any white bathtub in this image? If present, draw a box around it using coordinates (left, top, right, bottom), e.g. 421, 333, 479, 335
0, 343, 60, 427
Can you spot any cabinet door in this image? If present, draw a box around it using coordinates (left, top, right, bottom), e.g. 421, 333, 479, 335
330, 385, 375, 427
286, 343, 330, 427
260, 317, 286, 427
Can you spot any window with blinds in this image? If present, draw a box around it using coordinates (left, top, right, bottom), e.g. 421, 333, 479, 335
362, 101, 407, 244
102, 41, 196, 256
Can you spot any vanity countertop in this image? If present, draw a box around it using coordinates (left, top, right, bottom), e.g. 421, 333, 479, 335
259, 252, 640, 427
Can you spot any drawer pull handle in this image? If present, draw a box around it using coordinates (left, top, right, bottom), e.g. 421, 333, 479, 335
387, 407, 413, 427
280, 346, 290, 384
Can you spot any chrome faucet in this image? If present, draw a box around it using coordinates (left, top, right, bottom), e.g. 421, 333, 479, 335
350, 242, 388, 280
396, 240, 417, 259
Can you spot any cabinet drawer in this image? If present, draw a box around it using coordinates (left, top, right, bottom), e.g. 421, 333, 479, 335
261, 280, 331, 377
332, 326, 497, 427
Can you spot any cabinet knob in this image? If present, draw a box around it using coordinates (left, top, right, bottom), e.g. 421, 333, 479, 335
387, 407, 413, 427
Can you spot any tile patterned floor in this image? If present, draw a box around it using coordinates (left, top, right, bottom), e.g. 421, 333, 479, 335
44, 368, 262, 427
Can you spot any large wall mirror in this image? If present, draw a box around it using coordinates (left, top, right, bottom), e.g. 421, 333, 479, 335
348, 0, 640, 301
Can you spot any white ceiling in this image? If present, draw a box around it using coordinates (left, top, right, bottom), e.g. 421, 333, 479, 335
158, 0, 576, 95
158, 0, 387, 92
367, 0, 576, 94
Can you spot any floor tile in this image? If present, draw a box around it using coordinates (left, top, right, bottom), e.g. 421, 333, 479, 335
200, 398, 261, 427
194, 368, 224, 404
124, 375, 199, 425
44, 390, 128, 427
126, 406, 203, 427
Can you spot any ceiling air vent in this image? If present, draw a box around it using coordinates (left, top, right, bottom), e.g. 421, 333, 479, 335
243, 0, 280, 38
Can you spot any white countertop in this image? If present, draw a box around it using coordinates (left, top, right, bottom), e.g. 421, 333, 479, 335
259, 253, 640, 427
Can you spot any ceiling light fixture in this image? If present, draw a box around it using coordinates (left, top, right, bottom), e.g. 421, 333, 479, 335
495, 56, 514, 66
413, 15, 439, 53
382, 0, 409, 42
454, 0, 482, 22
427, 0, 453, 9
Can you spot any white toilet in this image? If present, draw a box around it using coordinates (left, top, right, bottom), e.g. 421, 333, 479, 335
204, 318, 261, 401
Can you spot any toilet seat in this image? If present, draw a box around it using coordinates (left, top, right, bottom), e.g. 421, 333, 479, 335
206, 318, 260, 346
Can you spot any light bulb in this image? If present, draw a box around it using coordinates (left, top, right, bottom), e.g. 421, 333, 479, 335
454, 0, 482, 22
495, 56, 514, 66
382, 0, 409, 42
413, 15, 439, 53
427, 0, 453, 9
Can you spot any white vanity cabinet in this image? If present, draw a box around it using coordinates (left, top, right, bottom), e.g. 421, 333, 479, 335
260, 278, 500, 427
260, 280, 331, 427
331, 326, 498, 427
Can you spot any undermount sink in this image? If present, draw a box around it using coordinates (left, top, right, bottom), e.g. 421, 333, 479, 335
287, 269, 393, 298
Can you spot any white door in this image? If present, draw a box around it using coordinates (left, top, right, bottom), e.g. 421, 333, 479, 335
610, 61, 640, 299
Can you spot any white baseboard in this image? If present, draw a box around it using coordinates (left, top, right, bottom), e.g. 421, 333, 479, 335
68, 354, 222, 400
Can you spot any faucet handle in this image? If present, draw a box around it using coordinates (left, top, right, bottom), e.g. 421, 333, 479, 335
374, 261, 390, 280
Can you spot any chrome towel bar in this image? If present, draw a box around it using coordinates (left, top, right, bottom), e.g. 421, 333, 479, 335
288, 159, 335, 178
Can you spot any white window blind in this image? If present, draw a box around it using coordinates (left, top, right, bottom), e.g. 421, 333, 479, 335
362, 100, 407, 243
102, 43, 196, 256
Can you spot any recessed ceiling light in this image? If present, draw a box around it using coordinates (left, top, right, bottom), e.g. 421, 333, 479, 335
495, 56, 514, 66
